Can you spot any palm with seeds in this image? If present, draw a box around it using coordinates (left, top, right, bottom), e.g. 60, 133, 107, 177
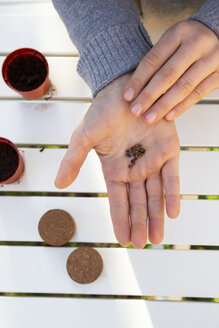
55, 72, 180, 248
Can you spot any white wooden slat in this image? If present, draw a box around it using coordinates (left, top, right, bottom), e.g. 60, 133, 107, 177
0, 2, 56, 15
203, 90, 219, 99
176, 104, 219, 147
1, 197, 219, 246
0, 246, 219, 297
0, 56, 218, 100
0, 197, 116, 243
0, 148, 105, 192
0, 101, 219, 147
0, 297, 154, 328
0, 297, 219, 328
0, 148, 219, 195
180, 151, 219, 195
0, 0, 49, 2
0, 57, 91, 99
0, 101, 88, 145
0, 17, 77, 54
205, 89, 219, 99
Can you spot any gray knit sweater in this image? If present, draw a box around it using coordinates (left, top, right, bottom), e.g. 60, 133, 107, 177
52, 0, 219, 97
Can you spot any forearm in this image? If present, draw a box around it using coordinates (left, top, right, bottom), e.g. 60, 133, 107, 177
52, 0, 152, 97
188, 0, 219, 37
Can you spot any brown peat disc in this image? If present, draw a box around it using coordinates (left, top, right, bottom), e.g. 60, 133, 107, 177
38, 209, 76, 246
66, 247, 103, 284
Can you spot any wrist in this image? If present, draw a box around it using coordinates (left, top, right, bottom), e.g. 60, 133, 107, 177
96, 70, 134, 100
187, 0, 219, 38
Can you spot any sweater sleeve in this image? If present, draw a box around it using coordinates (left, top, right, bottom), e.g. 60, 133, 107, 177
188, 0, 219, 38
52, 0, 152, 98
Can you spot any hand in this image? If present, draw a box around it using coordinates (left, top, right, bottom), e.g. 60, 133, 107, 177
55, 72, 180, 248
123, 20, 219, 124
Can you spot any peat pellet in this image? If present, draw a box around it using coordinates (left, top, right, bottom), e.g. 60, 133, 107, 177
66, 247, 103, 284
38, 209, 76, 246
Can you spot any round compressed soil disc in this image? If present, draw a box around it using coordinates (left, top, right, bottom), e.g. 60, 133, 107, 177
38, 209, 76, 246
66, 247, 103, 284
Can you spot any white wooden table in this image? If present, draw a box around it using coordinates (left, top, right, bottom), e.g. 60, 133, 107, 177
0, 1, 219, 327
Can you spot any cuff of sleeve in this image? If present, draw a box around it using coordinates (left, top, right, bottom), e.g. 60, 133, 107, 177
187, 0, 219, 39
188, 16, 219, 38
77, 22, 153, 98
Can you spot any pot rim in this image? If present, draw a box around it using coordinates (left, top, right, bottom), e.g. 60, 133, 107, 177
2, 47, 49, 92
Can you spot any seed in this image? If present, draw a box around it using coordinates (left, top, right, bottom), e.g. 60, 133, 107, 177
126, 143, 146, 168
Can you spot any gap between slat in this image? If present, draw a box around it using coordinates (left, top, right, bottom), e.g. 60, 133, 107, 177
0, 192, 218, 199
0, 98, 218, 103
0, 241, 219, 251
13, 144, 219, 151
0, 292, 217, 303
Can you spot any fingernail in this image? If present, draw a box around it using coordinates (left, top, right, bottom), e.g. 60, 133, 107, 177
131, 103, 142, 116
166, 111, 175, 120
124, 88, 134, 101
145, 112, 156, 123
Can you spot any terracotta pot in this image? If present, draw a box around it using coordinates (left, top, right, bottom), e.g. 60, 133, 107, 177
2, 48, 50, 100
0, 137, 24, 184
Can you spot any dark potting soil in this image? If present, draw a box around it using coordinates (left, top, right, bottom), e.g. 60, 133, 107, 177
0, 144, 19, 181
9, 56, 47, 91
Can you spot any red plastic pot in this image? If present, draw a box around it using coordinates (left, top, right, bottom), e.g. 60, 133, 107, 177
2, 48, 50, 100
0, 137, 24, 184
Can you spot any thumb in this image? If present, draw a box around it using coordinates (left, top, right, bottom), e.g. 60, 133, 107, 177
55, 121, 92, 189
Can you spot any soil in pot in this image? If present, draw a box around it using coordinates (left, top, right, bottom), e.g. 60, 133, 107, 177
9, 56, 47, 91
0, 143, 19, 181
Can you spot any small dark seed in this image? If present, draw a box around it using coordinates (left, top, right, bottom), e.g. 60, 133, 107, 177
126, 144, 146, 168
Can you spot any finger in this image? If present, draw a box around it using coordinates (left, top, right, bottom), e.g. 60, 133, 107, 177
165, 71, 219, 120
129, 181, 147, 249
146, 173, 164, 245
131, 43, 200, 120
144, 50, 218, 123
143, 134, 179, 179
123, 27, 182, 104
106, 181, 130, 247
162, 157, 180, 218
55, 122, 92, 189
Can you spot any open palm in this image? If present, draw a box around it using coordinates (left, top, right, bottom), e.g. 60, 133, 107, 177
55, 72, 180, 248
